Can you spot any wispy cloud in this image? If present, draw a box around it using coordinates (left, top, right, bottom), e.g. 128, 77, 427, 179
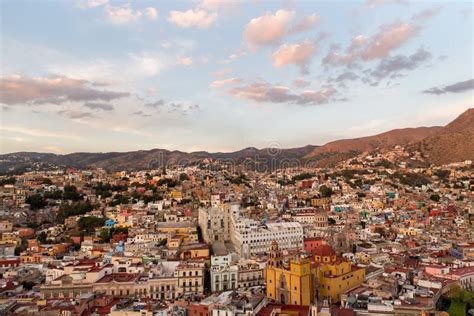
210, 77, 242, 88
228, 82, 337, 106
323, 22, 419, 66
58, 109, 94, 119
132, 110, 152, 117
77, 0, 108, 9
168, 9, 217, 29
0, 75, 129, 105
0, 125, 82, 140
369, 48, 432, 80
423, 79, 474, 95
292, 79, 310, 88
145, 99, 165, 108
104, 4, 158, 24
83, 102, 114, 111
411, 7, 442, 21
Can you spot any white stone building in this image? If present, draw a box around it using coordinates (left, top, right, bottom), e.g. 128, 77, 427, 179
229, 207, 303, 258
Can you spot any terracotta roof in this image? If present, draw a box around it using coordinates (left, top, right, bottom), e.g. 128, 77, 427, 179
95, 273, 139, 283
314, 245, 336, 257
257, 304, 310, 316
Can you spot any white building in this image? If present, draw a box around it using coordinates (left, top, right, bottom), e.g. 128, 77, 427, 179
230, 206, 303, 258
211, 264, 238, 292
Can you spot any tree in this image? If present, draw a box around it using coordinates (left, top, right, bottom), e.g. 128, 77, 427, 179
159, 238, 167, 246
319, 185, 333, 198
0, 177, 16, 185
98, 229, 111, 242
394, 172, 431, 187
328, 218, 336, 225
63, 185, 82, 201
78, 217, 105, 233
22, 281, 36, 290
292, 173, 315, 181
26, 194, 46, 210
44, 190, 62, 199
430, 194, 440, 202
357, 192, 366, 198
93, 182, 113, 198
56, 202, 95, 223
42, 177, 53, 185
108, 194, 130, 207
434, 169, 450, 179
37, 231, 47, 243
374, 226, 387, 237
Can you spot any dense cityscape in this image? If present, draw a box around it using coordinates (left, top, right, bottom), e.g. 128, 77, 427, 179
1, 0, 473, 315
0, 133, 473, 315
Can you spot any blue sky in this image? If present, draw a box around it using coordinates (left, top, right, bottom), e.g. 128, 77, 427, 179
0, 0, 472, 154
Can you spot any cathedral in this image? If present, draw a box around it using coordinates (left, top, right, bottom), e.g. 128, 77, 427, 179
313, 204, 355, 254
265, 240, 365, 304
265, 240, 315, 305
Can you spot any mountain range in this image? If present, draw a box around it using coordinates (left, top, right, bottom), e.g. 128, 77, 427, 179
1, 108, 472, 173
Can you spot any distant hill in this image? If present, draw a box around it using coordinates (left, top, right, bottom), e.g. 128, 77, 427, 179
0, 145, 318, 173
1, 108, 472, 173
410, 108, 474, 165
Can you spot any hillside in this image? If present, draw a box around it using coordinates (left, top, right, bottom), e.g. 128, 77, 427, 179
411, 108, 474, 165
304, 126, 443, 166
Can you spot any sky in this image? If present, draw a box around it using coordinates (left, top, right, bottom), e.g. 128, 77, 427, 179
0, 0, 473, 154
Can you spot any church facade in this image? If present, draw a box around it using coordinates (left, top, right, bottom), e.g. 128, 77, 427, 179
265, 241, 314, 305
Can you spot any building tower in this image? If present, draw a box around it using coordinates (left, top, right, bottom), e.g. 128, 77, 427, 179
313, 207, 328, 237
268, 240, 282, 268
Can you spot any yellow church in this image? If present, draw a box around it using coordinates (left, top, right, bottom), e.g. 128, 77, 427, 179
265, 241, 365, 305
265, 240, 315, 305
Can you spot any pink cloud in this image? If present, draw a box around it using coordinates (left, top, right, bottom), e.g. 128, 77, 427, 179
362, 23, 419, 60
323, 22, 419, 65
168, 9, 217, 29
105, 4, 143, 24
227, 82, 336, 105
210, 77, 242, 88
289, 13, 320, 34
179, 57, 194, 66
244, 10, 294, 48
272, 39, 317, 72
198, 0, 237, 12
292, 79, 310, 88
244, 10, 319, 48
0, 75, 129, 105
145, 7, 158, 20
